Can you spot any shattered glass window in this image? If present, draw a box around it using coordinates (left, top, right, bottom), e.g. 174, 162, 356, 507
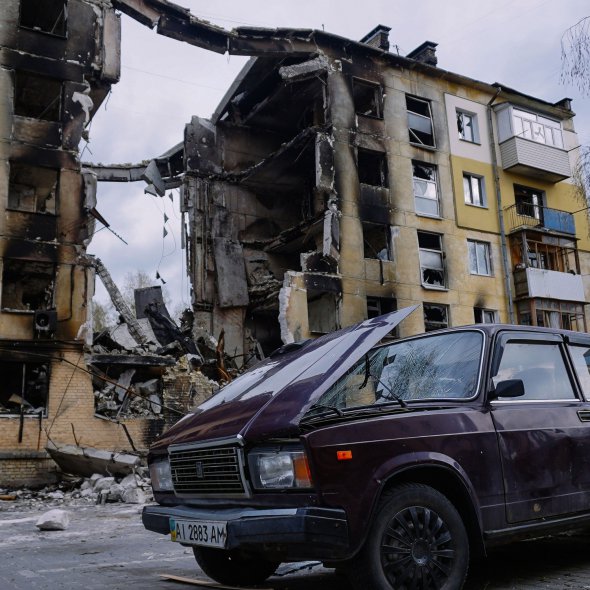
312, 331, 482, 410
0, 361, 49, 415
19, 0, 67, 37
418, 231, 446, 288
353, 78, 383, 118
423, 303, 449, 332
457, 110, 478, 143
363, 223, 391, 260
358, 149, 388, 187
413, 161, 439, 216
406, 95, 435, 147
9, 162, 58, 214
463, 174, 485, 207
1, 260, 55, 311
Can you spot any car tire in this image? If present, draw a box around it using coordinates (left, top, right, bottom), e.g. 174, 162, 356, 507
193, 547, 279, 586
348, 483, 469, 590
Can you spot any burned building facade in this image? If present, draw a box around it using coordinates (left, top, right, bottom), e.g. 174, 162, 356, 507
180, 26, 588, 361
0, 0, 135, 486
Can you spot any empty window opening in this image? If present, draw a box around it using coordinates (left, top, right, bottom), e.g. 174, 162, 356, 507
413, 161, 440, 216
418, 231, 446, 288
363, 223, 391, 260
406, 95, 435, 147
353, 78, 383, 118
0, 361, 49, 415
2, 260, 55, 311
14, 71, 62, 121
423, 303, 449, 332
358, 149, 388, 187
515, 185, 544, 221
474, 307, 497, 324
463, 173, 486, 207
367, 296, 396, 319
307, 292, 337, 334
9, 162, 58, 214
468, 240, 492, 276
19, 0, 67, 37
456, 110, 479, 143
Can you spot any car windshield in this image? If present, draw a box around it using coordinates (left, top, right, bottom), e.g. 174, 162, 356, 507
310, 330, 483, 412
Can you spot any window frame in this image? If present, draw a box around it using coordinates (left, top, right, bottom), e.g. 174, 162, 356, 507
511, 107, 564, 149
514, 185, 545, 221
413, 161, 440, 218
0, 359, 50, 417
474, 307, 497, 324
357, 148, 389, 187
406, 95, 436, 148
363, 222, 392, 261
463, 173, 486, 208
352, 78, 383, 119
418, 231, 446, 289
468, 240, 493, 276
19, 0, 68, 38
423, 302, 449, 332
456, 109, 480, 143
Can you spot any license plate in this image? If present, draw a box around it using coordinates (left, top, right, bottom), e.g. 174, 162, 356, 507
169, 518, 228, 548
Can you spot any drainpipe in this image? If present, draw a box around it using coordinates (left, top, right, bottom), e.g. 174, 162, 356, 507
487, 88, 515, 323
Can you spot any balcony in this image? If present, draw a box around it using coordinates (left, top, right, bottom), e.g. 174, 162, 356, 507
514, 267, 585, 302
499, 136, 571, 183
504, 203, 575, 235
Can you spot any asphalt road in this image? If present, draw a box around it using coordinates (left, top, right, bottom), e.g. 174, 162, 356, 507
2, 502, 590, 589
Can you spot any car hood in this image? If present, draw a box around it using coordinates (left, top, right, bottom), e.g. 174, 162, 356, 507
152, 306, 417, 450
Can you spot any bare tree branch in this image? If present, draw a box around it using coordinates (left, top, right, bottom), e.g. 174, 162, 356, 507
561, 15, 590, 95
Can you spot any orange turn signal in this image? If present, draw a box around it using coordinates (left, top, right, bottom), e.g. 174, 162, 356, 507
293, 454, 313, 487
337, 450, 353, 461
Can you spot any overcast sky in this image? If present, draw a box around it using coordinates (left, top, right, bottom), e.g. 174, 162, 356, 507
86, 0, 590, 314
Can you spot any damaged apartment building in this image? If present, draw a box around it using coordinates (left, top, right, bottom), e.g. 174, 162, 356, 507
85, 0, 589, 364
0, 0, 215, 487
168, 20, 588, 359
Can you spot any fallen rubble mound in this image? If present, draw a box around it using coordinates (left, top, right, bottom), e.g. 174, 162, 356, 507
0, 470, 153, 511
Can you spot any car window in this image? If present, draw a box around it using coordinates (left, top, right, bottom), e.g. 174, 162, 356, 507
568, 344, 590, 401
493, 342, 576, 401
314, 331, 483, 409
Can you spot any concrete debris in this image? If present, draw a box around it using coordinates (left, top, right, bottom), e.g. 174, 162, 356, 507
36, 509, 71, 531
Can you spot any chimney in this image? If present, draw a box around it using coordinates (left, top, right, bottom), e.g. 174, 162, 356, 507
407, 41, 438, 67
360, 25, 391, 51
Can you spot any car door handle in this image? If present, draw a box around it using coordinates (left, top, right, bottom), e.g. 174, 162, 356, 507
577, 410, 590, 422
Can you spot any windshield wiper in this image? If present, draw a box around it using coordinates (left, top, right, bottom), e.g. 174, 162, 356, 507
305, 403, 345, 418
359, 353, 408, 408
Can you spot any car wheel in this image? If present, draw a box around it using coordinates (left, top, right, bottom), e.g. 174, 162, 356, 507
193, 547, 280, 586
349, 483, 469, 590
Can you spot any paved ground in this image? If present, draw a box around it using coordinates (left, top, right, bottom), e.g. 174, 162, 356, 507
2, 502, 590, 589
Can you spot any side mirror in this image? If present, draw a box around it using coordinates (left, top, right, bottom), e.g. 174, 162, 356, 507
490, 379, 525, 400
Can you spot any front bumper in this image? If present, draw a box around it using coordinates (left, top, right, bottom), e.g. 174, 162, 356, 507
142, 504, 349, 561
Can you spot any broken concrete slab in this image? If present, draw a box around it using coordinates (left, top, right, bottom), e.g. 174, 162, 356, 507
36, 509, 70, 531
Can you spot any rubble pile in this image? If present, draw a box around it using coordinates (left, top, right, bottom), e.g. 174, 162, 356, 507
0, 470, 153, 512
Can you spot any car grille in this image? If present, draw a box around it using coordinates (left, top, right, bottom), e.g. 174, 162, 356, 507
169, 444, 246, 495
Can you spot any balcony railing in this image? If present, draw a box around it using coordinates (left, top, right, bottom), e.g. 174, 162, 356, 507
504, 203, 575, 235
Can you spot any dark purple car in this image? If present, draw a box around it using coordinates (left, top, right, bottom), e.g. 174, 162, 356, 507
142, 306, 590, 590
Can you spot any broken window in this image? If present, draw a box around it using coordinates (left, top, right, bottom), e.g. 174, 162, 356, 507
515, 185, 544, 222
2, 260, 55, 311
418, 231, 446, 288
423, 303, 449, 332
512, 108, 563, 148
474, 307, 497, 324
353, 78, 383, 118
14, 71, 62, 121
406, 95, 435, 147
456, 109, 479, 143
19, 0, 67, 37
413, 161, 440, 217
0, 360, 49, 415
468, 240, 492, 276
363, 223, 391, 260
358, 148, 388, 187
463, 173, 486, 207
9, 162, 58, 214
367, 296, 395, 319
307, 292, 337, 334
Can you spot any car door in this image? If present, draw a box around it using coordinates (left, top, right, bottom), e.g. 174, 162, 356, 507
489, 331, 590, 524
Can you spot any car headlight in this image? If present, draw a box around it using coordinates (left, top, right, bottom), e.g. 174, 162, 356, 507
149, 457, 173, 491
248, 447, 313, 490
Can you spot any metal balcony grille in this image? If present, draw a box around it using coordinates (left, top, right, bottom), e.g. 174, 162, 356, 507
169, 444, 246, 496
